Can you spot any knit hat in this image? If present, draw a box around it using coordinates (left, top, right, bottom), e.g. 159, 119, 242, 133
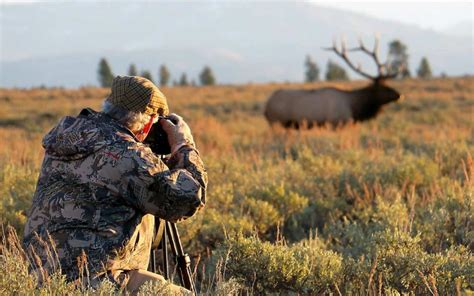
106, 75, 169, 116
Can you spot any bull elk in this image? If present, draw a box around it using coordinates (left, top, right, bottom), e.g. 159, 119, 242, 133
264, 38, 404, 128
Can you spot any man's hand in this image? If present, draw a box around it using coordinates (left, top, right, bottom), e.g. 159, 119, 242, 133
159, 113, 195, 154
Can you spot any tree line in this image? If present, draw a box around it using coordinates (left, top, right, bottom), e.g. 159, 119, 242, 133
305, 39, 433, 82
98, 39, 434, 87
98, 60, 216, 87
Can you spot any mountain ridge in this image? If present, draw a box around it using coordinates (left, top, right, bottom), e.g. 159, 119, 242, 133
1, 2, 472, 87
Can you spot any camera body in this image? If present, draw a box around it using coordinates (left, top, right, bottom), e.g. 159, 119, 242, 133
144, 116, 176, 155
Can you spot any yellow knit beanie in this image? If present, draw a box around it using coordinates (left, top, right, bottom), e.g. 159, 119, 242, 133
106, 75, 169, 116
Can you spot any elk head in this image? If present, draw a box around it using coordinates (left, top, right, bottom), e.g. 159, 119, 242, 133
324, 37, 405, 105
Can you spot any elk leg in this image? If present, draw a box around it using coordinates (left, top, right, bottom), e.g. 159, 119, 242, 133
283, 121, 292, 128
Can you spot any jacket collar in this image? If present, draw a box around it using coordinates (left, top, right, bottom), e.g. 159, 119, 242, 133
78, 108, 141, 142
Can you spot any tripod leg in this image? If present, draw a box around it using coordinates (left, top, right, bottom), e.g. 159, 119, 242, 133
150, 248, 157, 273
166, 222, 197, 294
165, 222, 180, 280
161, 225, 169, 279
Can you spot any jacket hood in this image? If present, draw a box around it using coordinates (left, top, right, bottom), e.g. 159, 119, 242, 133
42, 109, 134, 160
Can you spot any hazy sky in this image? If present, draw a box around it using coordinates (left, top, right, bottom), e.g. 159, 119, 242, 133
1, 0, 473, 32
315, 1, 473, 31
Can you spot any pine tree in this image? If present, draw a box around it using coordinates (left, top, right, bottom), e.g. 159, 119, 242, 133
388, 40, 411, 78
179, 73, 189, 86
128, 64, 138, 76
97, 58, 114, 87
141, 70, 154, 83
325, 60, 349, 81
199, 66, 216, 86
304, 55, 320, 82
159, 65, 170, 87
417, 57, 433, 79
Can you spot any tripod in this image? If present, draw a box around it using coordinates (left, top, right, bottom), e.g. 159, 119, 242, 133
149, 218, 196, 294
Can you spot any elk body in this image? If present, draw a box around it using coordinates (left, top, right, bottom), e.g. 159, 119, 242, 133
264, 39, 404, 128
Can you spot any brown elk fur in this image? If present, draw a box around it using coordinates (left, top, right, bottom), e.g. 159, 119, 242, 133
264, 81, 401, 128
264, 38, 403, 128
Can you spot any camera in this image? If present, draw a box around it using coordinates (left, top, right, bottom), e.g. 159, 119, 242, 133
144, 116, 177, 155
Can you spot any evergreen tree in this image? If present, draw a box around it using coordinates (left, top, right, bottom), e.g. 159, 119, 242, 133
97, 58, 114, 87
141, 70, 154, 83
199, 66, 216, 86
417, 57, 433, 79
325, 60, 349, 81
179, 73, 189, 86
128, 64, 138, 76
304, 55, 320, 82
388, 40, 411, 78
159, 65, 170, 87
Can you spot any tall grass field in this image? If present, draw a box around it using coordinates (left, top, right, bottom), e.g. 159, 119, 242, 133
0, 77, 473, 295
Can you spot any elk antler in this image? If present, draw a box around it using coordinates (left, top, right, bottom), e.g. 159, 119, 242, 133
324, 36, 403, 81
323, 39, 376, 80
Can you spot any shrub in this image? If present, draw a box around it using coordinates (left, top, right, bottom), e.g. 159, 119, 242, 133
223, 233, 343, 294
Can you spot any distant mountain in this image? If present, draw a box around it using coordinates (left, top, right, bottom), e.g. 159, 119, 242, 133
1, 1, 473, 87
442, 20, 473, 38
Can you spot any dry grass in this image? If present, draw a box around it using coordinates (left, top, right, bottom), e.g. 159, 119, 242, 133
0, 77, 473, 294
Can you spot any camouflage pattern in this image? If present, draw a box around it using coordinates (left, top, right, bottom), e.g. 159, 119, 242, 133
23, 108, 207, 286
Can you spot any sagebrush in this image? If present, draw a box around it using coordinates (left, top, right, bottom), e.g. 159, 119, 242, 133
0, 77, 473, 294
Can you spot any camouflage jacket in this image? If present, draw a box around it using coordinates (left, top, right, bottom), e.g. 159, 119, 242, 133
23, 108, 207, 283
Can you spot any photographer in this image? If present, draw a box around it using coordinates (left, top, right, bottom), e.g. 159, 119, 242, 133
23, 76, 207, 294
